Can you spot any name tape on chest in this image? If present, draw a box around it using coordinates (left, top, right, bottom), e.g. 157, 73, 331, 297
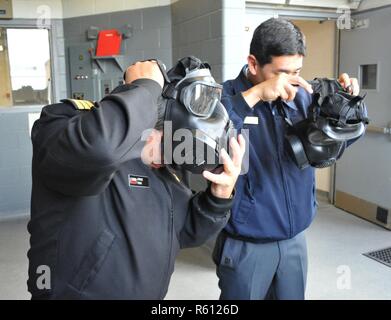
243, 116, 259, 125
128, 174, 150, 188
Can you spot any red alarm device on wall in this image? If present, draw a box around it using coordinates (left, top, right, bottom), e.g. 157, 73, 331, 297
96, 29, 122, 56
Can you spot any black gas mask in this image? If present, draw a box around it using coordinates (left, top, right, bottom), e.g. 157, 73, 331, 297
157, 56, 234, 174
280, 78, 369, 170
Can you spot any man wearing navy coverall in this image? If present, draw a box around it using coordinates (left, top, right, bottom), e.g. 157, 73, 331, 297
27, 60, 245, 299
213, 18, 363, 300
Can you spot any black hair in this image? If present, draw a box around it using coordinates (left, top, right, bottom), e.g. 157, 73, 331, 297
250, 18, 306, 66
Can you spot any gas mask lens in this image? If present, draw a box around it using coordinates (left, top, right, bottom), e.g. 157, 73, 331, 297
180, 81, 223, 117
161, 55, 233, 173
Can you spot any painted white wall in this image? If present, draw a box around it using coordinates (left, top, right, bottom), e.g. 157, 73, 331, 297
247, 0, 286, 4
224, 8, 277, 81
222, 0, 247, 81
246, 0, 391, 11
358, 0, 391, 11
289, 0, 360, 9
12, 0, 63, 19
61, 0, 171, 18
249, 0, 360, 9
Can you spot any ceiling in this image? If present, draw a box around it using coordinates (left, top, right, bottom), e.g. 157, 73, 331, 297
247, 0, 374, 10
248, 0, 391, 11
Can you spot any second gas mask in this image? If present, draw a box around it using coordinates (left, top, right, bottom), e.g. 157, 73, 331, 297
280, 78, 369, 170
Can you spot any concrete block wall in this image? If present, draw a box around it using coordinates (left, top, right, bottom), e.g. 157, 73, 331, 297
61, 0, 172, 18
63, 5, 173, 98
171, 0, 224, 83
171, 0, 247, 83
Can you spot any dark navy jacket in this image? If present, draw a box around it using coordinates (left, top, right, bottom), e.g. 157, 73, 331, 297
221, 66, 318, 242
27, 79, 232, 299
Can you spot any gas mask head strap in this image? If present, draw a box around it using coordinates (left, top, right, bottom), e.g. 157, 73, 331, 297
276, 98, 294, 127
162, 56, 211, 100
122, 58, 171, 84
338, 94, 368, 126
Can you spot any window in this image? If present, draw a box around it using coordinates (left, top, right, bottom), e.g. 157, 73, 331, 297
360, 64, 377, 90
0, 27, 51, 107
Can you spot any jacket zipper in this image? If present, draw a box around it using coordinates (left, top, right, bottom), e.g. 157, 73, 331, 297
270, 105, 293, 238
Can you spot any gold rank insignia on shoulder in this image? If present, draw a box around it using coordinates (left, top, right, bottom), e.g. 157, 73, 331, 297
61, 99, 95, 111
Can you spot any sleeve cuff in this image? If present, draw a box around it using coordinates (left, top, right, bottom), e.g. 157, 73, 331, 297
231, 93, 253, 120
111, 79, 162, 101
201, 187, 235, 215
132, 79, 162, 100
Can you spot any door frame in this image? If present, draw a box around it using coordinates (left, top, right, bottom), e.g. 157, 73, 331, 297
0, 20, 54, 107
0, 27, 13, 106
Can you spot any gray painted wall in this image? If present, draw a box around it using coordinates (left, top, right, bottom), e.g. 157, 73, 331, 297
336, 6, 391, 208
0, 110, 33, 218
171, 0, 224, 83
0, 18, 66, 219
63, 5, 172, 98
171, 0, 246, 83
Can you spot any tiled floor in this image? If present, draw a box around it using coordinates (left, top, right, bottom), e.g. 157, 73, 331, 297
0, 199, 390, 300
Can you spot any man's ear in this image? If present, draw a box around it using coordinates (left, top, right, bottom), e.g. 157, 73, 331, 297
247, 55, 258, 76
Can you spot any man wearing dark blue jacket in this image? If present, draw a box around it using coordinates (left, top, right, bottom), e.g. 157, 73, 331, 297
212, 18, 362, 300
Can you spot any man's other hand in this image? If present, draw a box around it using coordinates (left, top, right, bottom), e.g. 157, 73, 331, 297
125, 60, 164, 89
202, 134, 246, 199
338, 73, 360, 96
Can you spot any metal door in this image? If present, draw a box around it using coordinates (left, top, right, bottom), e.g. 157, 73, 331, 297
335, 6, 391, 229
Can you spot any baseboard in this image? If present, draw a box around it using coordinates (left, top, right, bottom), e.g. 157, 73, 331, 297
316, 190, 329, 202
0, 211, 30, 222
335, 190, 391, 230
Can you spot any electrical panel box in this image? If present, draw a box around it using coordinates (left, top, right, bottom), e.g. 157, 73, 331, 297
69, 45, 96, 100
68, 44, 125, 101
0, 0, 13, 19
